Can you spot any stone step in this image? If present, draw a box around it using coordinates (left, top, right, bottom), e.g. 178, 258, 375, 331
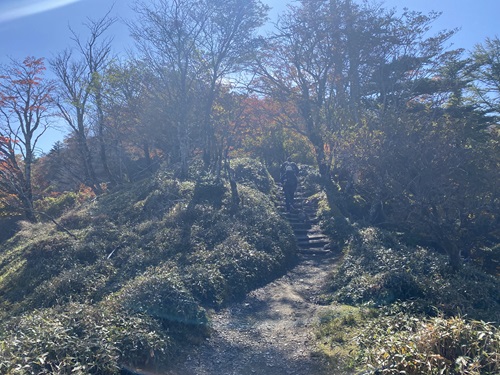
285, 218, 317, 226
284, 215, 317, 224
280, 210, 316, 218
297, 240, 330, 249
295, 223, 321, 230
298, 248, 332, 255
292, 228, 320, 236
300, 240, 330, 247
275, 200, 312, 208
276, 181, 333, 256
293, 228, 324, 237
281, 214, 319, 224
277, 207, 312, 214
289, 222, 314, 230
297, 241, 330, 249
295, 233, 328, 241
279, 205, 313, 213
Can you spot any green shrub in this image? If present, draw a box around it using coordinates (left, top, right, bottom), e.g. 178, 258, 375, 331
57, 206, 93, 230
231, 157, 274, 194
317, 308, 499, 375
94, 177, 194, 224
0, 234, 79, 309
0, 303, 169, 374
182, 262, 227, 307
297, 165, 323, 197
138, 179, 194, 220
318, 207, 355, 249
29, 261, 115, 308
214, 235, 273, 295
306, 188, 356, 250
472, 243, 500, 276
192, 178, 226, 207
326, 227, 500, 321
35, 192, 77, 219
356, 314, 499, 375
115, 264, 208, 326
316, 305, 377, 372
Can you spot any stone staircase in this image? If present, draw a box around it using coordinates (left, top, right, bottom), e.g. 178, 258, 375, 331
276, 182, 331, 255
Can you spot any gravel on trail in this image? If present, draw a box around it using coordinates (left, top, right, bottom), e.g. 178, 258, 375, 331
161, 252, 339, 375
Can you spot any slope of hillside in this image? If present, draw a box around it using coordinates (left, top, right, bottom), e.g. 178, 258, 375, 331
0, 159, 297, 373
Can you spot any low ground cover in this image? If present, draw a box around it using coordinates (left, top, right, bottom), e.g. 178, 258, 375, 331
0, 159, 296, 373
316, 210, 499, 374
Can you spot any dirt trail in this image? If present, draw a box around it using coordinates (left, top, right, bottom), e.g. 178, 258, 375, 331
162, 251, 338, 375
126, 182, 339, 375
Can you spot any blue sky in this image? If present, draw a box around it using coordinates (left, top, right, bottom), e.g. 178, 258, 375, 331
1, 0, 498, 62
0, 0, 498, 153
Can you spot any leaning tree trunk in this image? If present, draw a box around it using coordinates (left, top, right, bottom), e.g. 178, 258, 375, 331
20, 192, 36, 222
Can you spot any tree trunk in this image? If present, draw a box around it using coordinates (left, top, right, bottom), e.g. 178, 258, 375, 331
202, 78, 218, 170
95, 89, 114, 185
21, 136, 36, 222
76, 126, 101, 195
305, 119, 344, 218
21, 195, 36, 222
224, 159, 240, 214
178, 120, 189, 179
443, 240, 462, 272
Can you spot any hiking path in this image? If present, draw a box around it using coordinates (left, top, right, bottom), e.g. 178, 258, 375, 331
127, 182, 339, 375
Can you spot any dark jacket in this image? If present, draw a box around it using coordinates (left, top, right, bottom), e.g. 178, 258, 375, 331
281, 168, 298, 191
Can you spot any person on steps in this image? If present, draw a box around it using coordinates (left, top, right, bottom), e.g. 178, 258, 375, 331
280, 161, 298, 212
280, 157, 299, 177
